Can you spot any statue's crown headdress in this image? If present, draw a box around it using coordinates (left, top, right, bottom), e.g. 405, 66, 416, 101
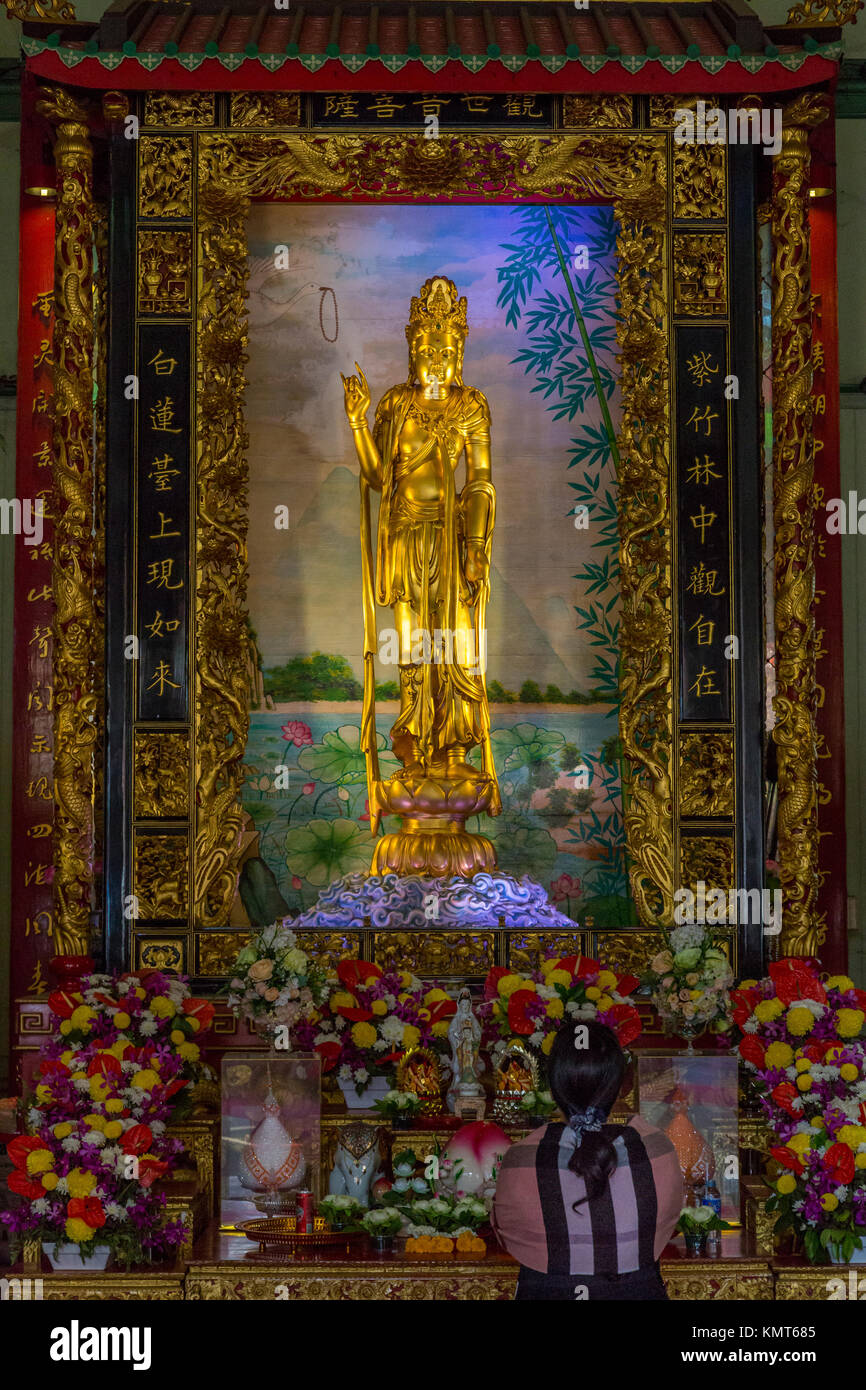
406, 276, 468, 342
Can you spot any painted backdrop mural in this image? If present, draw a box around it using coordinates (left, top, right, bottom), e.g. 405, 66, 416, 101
233, 203, 632, 929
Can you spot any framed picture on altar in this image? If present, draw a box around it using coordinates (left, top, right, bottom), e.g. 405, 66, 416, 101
219, 1053, 321, 1229
637, 1053, 739, 1222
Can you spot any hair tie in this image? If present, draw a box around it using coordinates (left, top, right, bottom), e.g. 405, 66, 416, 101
567, 1106, 605, 1147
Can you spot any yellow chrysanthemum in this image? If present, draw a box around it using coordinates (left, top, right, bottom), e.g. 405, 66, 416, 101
417, 1008, 431, 1022
60, 1050, 77, 1066
131, 1068, 160, 1091
755, 999, 783, 1023
402, 1024, 421, 1051
53, 1122, 73, 1140
796, 1073, 813, 1092
170, 1029, 186, 1045
840, 1063, 860, 1082
596, 996, 614, 1012
351, 1022, 377, 1049
178, 1042, 200, 1062
597, 971, 617, 990
67, 1167, 97, 1199
541, 1032, 555, 1055
837, 1125, 866, 1147
371, 1000, 388, 1016
34, 1084, 53, 1105
836, 1009, 865, 1038
826, 976, 855, 993
187, 1018, 200, 1032
88, 1074, 113, 1102
795, 1057, 812, 1073
397, 993, 411, 1004
113, 1012, 131, 1030
25, 1149, 53, 1176
103, 1120, 123, 1140
132, 987, 147, 1000
787, 1133, 811, 1154
83, 1113, 105, 1132
585, 986, 601, 1001
825, 1045, 845, 1063
546, 998, 564, 1020
331, 991, 356, 1010
424, 989, 449, 1005
431, 1021, 449, 1038
765, 1042, 794, 1069
497, 975, 525, 999
69, 1005, 96, 1031
810, 1116, 825, 1131
59, 1021, 72, 1036
856, 1154, 866, 1170
786, 1007, 815, 1037
541, 958, 559, 975
739, 979, 759, 989
104, 1098, 124, 1114
776, 1173, 797, 1195
399, 972, 415, 989
149, 996, 176, 1019
65, 1217, 96, 1244
546, 970, 571, 988
70, 1071, 87, 1082
821, 1193, 839, 1212
41, 1172, 59, 1192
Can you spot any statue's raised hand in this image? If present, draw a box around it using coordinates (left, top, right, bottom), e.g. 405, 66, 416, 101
341, 362, 371, 427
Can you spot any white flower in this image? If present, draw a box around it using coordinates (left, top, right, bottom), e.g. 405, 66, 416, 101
354, 1069, 369, 1084
743, 1017, 758, 1034
139, 1020, 158, 1036
334, 1016, 347, 1031
73, 1078, 91, 1092
31, 1199, 50, 1215
529, 1031, 544, 1047
338, 1065, 352, 1082
384, 994, 397, 1009
55, 1176, 69, 1193
86, 1131, 107, 1147
117, 980, 131, 995
380, 1016, 404, 1043
27, 1107, 41, 1127
834, 1185, 849, 1201
121, 1060, 137, 1073
104, 1201, 126, 1221
150, 1120, 166, 1135
102, 1146, 121, 1166
685, 1204, 713, 1223
61, 1137, 80, 1154
372, 1039, 389, 1052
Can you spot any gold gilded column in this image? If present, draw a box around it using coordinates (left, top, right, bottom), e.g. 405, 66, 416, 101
770, 93, 828, 958
36, 87, 97, 957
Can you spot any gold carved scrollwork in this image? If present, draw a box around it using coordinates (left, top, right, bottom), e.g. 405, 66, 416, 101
649, 95, 710, 128
197, 933, 250, 976
134, 834, 189, 919
138, 231, 191, 315
673, 234, 727, 317
36, 86, 97, 958
561, 95, 633, 129
507, 932, 585, 974
771, 95, 828, 959
679, 731, 734, 817
134, 731, 190, 818
785, 0, 862, 23
372, 931, 494, 977
292, 932, 362, 969
680, 835, 734, 892
229, 93, 303, 128
144, 93, 215, 129
139, 137, 193, 218
2, 0, 75, 17
136, 938, 185, 973
673, 146, 726, 221
193, 131, 673, 934
592, 932, 665, 976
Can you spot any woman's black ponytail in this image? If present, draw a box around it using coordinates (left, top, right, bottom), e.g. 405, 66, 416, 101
547, 1019, 627, 1207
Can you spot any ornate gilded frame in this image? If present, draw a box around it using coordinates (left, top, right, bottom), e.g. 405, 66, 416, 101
39, 87, 825, 980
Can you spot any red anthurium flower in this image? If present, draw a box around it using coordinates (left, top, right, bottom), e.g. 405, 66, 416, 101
484, 967, 510, 1001
823, 1142, 856, 1185
183, 998, 215, 1031
738, 1035, 766, 1069
506, 989, 538, 1036
314, 1041, 341, 1073
86, 1052, 122, 1079
7, 1134, 48, 1170
91, 993, 118, 1008
163, 1079, 188, 1101
605, 1004, 642, 1048
67, 1196, 106, 1229
427, 999, 457, 1026
615, 974, 640, 999
730, 988, 761, 1029
138, 1157, 169, 1190
120, 1124, 154, 1156
7, 1171, 48, 1201
336, 959, 382, 992
770, 1145, 804, 1175
39, 1059, 71, 1079
851, 990, 866, 1013
573, 956, 599, 980
770, 1081, 801, 1119
379, 1051, 403, 1065
333, 1005, 375, 1023
769, 959, 826, 1008
47, 989, 81, 1020
802, 1040, 832, 1063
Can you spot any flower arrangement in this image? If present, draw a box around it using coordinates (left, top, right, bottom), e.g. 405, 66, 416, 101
733, 959, 866, 1263
318, 1194, 366, 1231
645, 925, 734, 1039
479, 954, 641, 1064
292, 959, 456, 1097
676, 1205, 732, 1235
401, 1193, 488, 1235
2, 970, 212, 1265
373, 1089, 421, 1121
361, 1207, 403, 1240
518, 1089, 558, 1120
227, 923, 330, 1028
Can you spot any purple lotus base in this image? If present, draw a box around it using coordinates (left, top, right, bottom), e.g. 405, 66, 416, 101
292, 871, 577, 933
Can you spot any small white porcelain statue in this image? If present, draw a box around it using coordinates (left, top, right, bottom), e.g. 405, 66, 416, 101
329, 1120, 383, 1208
446, 988, 485, 1115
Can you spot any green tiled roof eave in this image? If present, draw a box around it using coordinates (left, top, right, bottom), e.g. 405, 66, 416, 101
21, 34, 844, 76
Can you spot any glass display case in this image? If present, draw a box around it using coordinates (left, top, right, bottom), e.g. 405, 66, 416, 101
220, 1053, 321, 1229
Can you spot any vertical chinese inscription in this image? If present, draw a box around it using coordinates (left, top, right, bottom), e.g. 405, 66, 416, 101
137, 325, 190, 721
676, 326, 731, 722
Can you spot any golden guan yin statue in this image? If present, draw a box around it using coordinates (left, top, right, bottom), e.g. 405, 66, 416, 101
341, 276, 500, 877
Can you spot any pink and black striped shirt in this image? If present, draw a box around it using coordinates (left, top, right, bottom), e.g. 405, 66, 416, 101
491, 1115, 683, 1276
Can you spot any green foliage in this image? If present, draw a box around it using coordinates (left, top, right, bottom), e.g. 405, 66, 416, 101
519, 679, 544, 703
264, 651, 362, 702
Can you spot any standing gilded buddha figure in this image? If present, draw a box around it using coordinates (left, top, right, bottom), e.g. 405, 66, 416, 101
341, 276, 500, 877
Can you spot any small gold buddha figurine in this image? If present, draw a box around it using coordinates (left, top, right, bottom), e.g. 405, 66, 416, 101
341, 276, 501, 877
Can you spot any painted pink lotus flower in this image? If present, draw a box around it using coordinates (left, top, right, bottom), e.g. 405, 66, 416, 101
550, 872, 581, 903
443, 1122, 511, 1195
302, 783, 315, 795
281, 720, 313, 747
